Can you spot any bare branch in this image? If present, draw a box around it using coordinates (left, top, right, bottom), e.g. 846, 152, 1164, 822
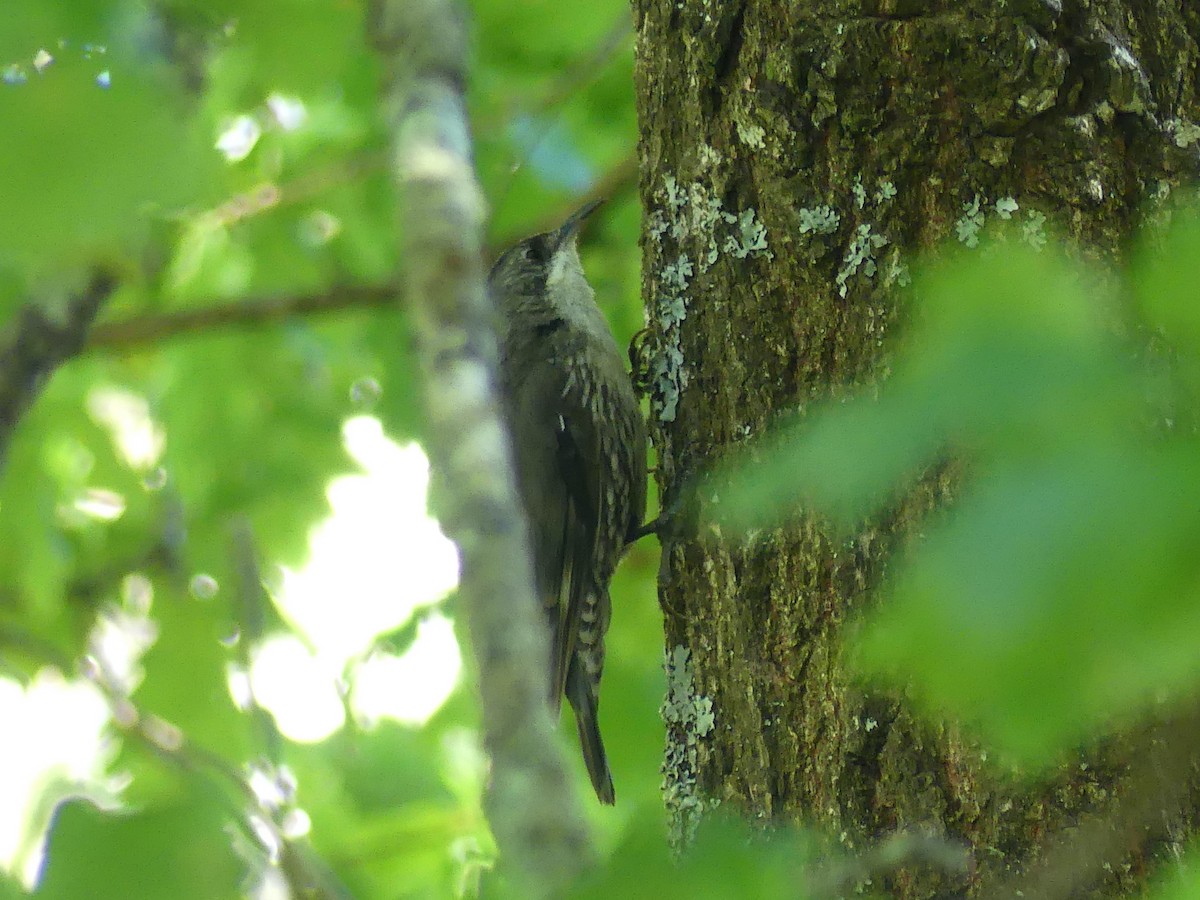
0, 273, 114, 469
368, 0, 591, 895
86, 283, 397, 351
83, 153, 635, 354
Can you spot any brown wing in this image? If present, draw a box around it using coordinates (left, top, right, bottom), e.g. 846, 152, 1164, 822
547, 366, 602, 714
501, 320, 631, 804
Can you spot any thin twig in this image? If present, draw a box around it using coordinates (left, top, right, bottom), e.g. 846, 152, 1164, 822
0, 615, 350, 899
227, 518, 285, 764
83, 153, 636, 355
85, 283, 397, 351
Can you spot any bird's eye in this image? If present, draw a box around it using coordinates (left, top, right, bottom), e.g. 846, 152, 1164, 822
525, 234, 553, 264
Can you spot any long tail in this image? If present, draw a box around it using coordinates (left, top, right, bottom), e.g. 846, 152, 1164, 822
566, 659, 614, 804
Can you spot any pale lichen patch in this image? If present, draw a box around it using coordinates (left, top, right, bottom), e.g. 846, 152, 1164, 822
852, 174, 868, 210
1022, 209, 1048, 250
723, 208, 772, 260
994, 196, 1019, 219
955, 194, 985, 248
736, 120, 767, 149
647, 173, 773, 421
798, 205, 840, 236
836, 223, 889, 298
662, 645, 716, 855
1166, 117, 1200, 149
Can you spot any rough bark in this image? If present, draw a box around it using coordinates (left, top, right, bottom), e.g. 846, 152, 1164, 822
633, 1, 1200, 896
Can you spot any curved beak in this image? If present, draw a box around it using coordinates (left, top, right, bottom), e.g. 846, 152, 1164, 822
554, 199, 604, 250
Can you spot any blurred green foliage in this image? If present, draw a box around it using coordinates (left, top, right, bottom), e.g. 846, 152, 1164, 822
572, 814, 812, 899
37, 783, 243, 900
0, 0, 658, 897
5, 0, 1200, 894
726, 212, 1200, 771
1144, 838, 1200, 899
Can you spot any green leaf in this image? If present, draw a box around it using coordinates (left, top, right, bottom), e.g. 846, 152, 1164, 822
153, 329, 347, 573
286, 724, 487, 899
221, 1, 366, 97
571, 814, 808, 899
0, 873, 27, 900
0, 360, 132, 640
0, 33, 215, 275
1133, 205, 1200, 355
344, 723, 458, 811
362, 309, 424, 442
0, 426, 74, 635
133, 581, 252, 765
720, 234, 1200, 767
319, 171, 400, 286
722, 244, 1138, 530
36, 785, 243, 900
856, 441, 1200, 764
1144, 838, 1200, 900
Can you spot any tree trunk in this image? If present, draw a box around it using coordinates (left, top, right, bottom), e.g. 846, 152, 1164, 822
632, 1, 1200, 895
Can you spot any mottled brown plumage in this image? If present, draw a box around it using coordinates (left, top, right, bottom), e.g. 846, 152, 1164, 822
489, 202, 647, 804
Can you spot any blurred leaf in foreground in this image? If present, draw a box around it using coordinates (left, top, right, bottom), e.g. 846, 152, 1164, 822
36, 783, 242, 900
570, 813, 807, 899
725, 244, 1137, 530
1143, 836, 1200, 900
0, 30, 215, 277
723, 219, 1200, 766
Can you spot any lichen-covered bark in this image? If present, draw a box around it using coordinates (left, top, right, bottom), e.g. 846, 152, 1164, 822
632, 1, 1200, 895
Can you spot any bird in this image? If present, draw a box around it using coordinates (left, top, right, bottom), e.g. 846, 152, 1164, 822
489, 201, 648, 804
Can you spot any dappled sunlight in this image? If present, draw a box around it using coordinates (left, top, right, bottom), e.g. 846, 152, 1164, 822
85, 385, 164, 471
248, 635, 346, 742
243, 417, 462, 739
351, 613, 462, 727
0, 0, 656, 893
273, 417, 459, 667
0, 671, 112, 885
1, 414, 464, 884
